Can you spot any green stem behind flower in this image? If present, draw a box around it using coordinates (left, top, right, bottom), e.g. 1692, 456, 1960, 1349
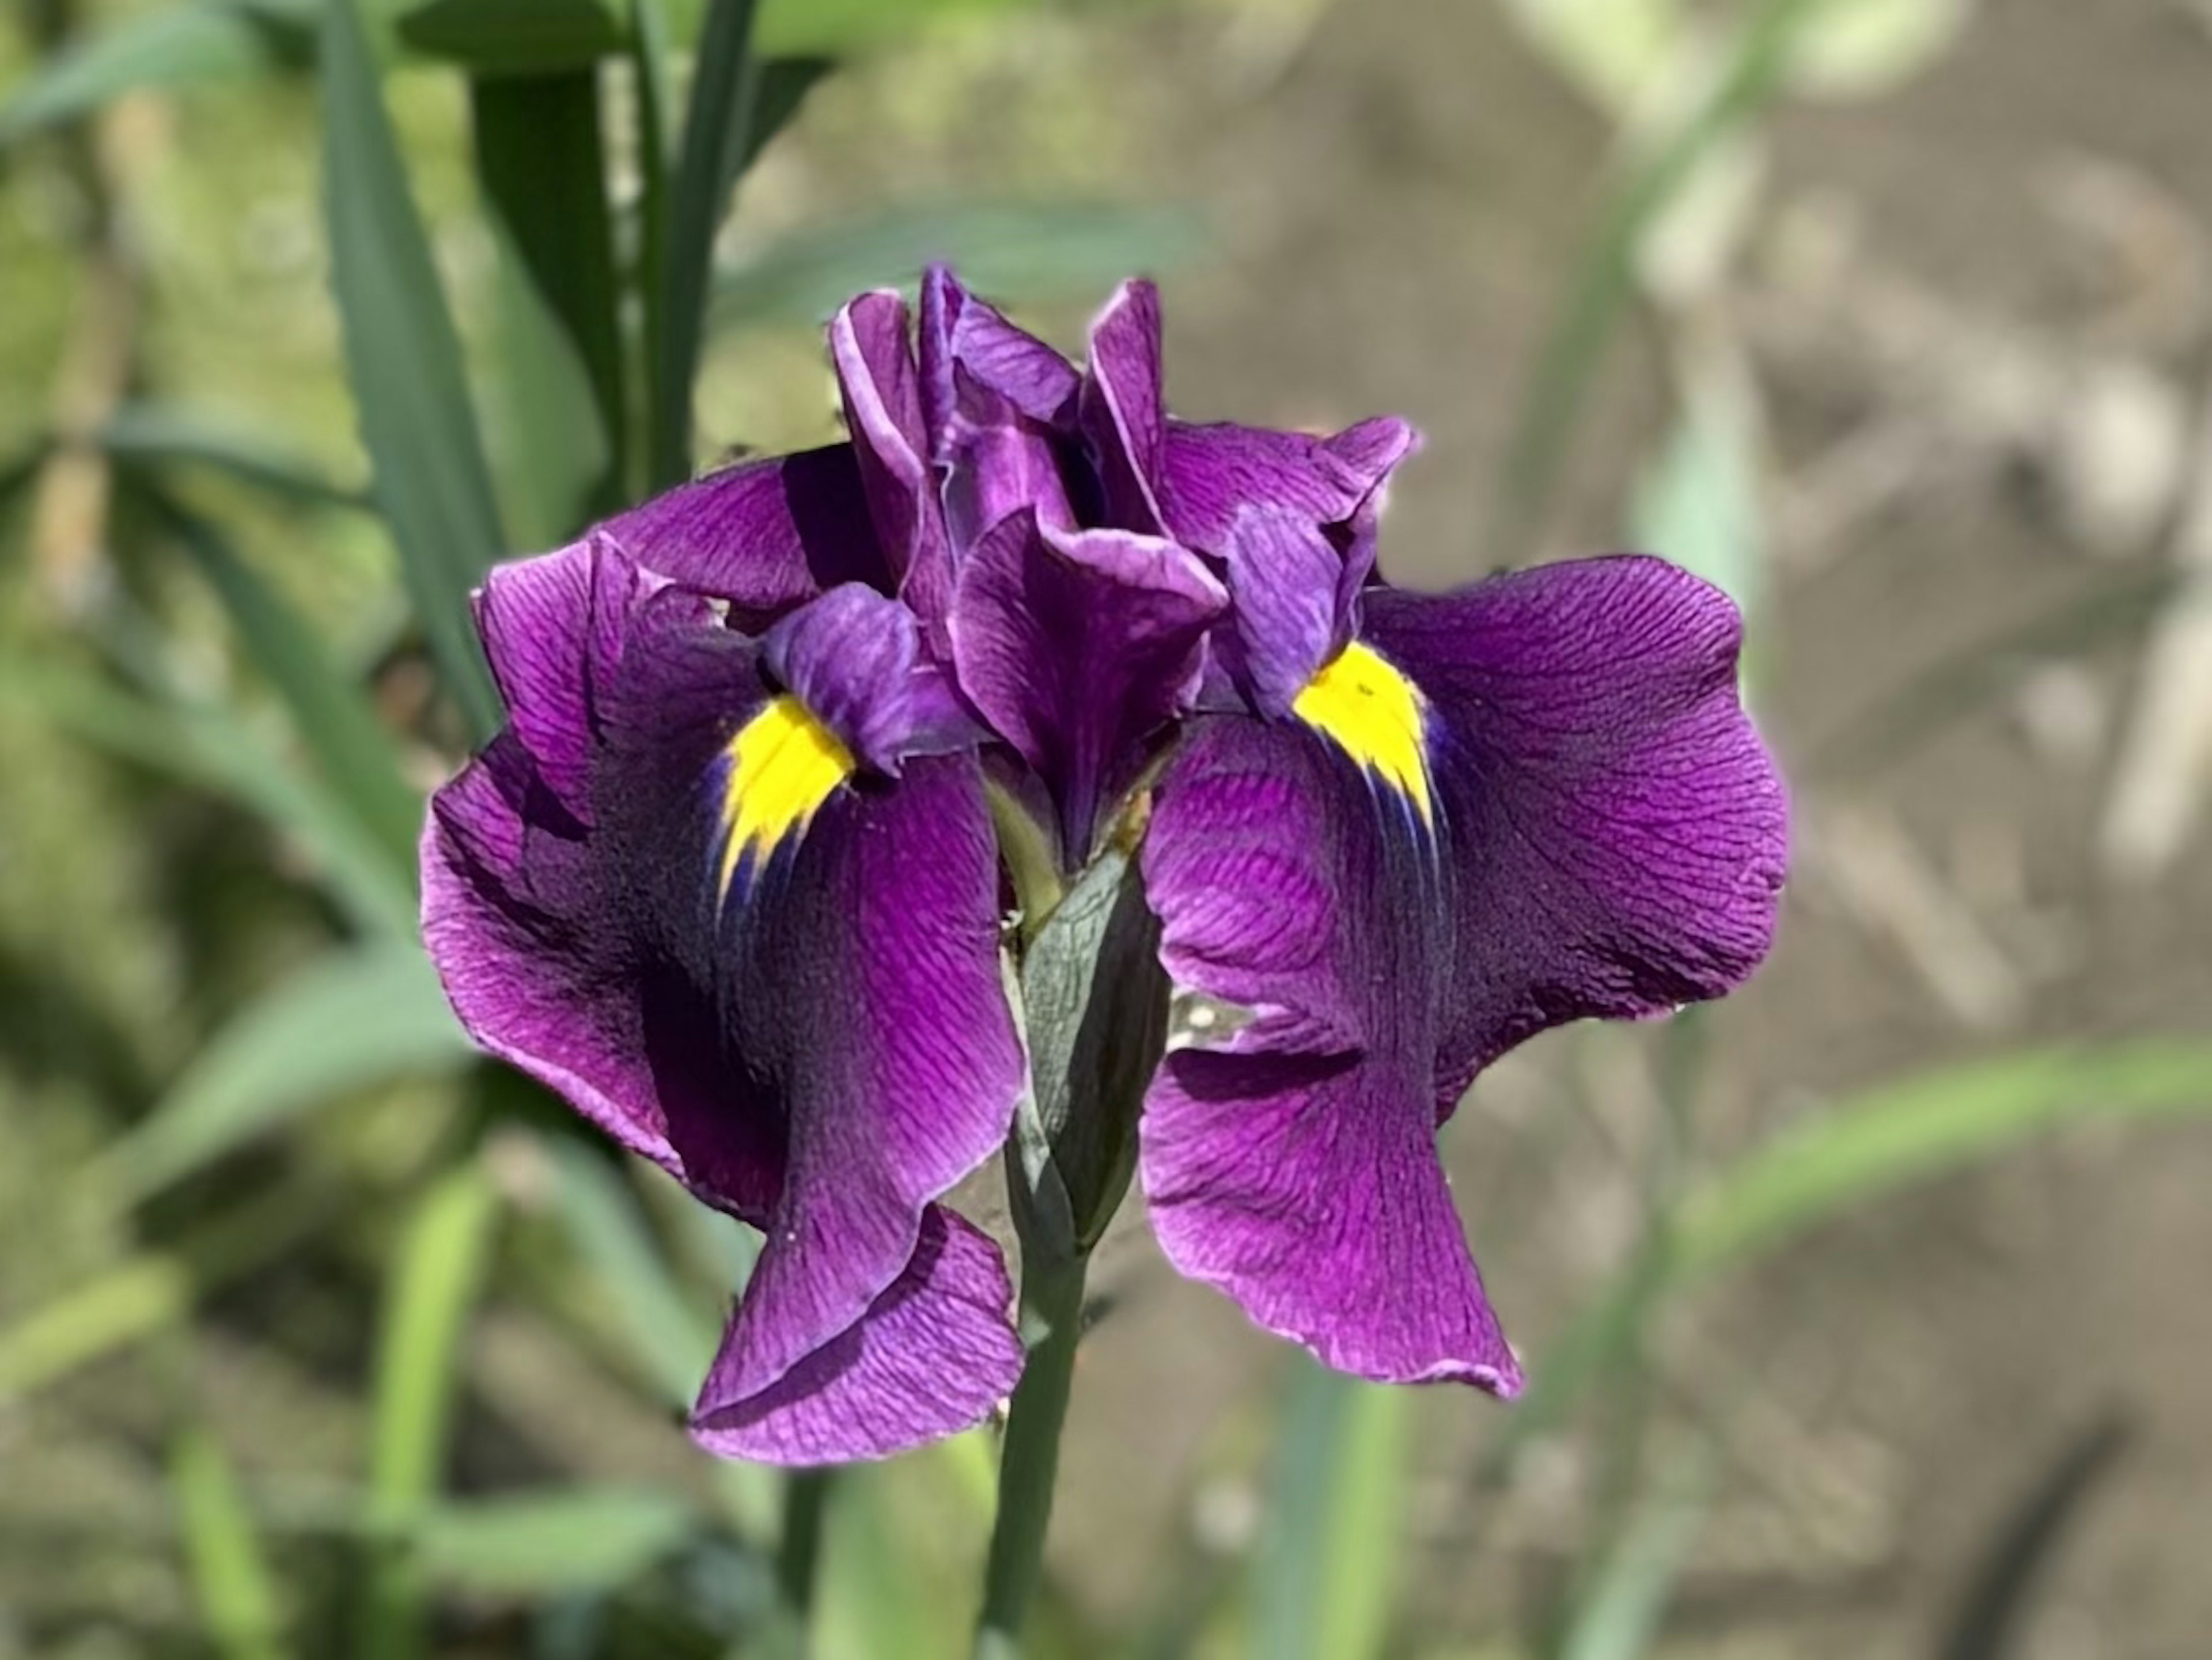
973, 1250, 1088, 1659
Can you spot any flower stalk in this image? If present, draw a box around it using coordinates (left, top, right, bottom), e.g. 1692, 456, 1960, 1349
975, 1246, 1088, 1659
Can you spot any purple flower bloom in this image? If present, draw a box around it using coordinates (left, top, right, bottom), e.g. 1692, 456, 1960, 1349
422, 268, 1786, 1464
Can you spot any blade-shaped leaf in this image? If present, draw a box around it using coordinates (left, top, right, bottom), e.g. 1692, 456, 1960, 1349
0, 1181, 336, 1403
147, 496, 422, 866
98, 944, 472, 1203
0, 655, 415, 936
171, 1426, 290, 1660
397, 0, 627, 75
1675, 1043, 2212, 1276
538, 1135, 717, 1407
1488, 0, 1828, 554
323, 0, 507, 740
362, 1163, 502, 1660
650, 0, 764, 487
1497, 1043, 2212, 1477
471, 69, 624, 537
1556, 1453, 1713, 1660
1938, 1416, 2131, 1660
751, 0, 1024, 55
415, 1487, 696, 1594
1252, 1362, 1411, 1660
100, 401, 365, 510
0, 2, 306, 147
714, 202, 1203, 332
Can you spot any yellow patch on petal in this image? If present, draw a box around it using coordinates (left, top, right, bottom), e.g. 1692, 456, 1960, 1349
717, 694, 854, 898
1291, 640, 1433, 821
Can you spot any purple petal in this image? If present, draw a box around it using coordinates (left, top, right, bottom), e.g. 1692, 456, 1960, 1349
1077, 279, 1168, 533
600, 445, 889, 628
949, 509, 1226, 863
472, 535, 663, 818
424, 555, 1023, 1460
693, 1206, 1020, 1464
1209, 505, 1344, 718
919, 264, 1080, 442
941, 363, 1077, 554
831, 291, 957, 627
762, 583, 979, 773
1159, 416, 1415, 559
1363, 556, 1788, 1105
651, 753, 1023, 1416
1139, 717, 1521, 1389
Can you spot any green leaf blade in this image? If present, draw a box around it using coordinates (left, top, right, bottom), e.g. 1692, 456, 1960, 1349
99, 943, 473, 1203
322, 0, 508, 740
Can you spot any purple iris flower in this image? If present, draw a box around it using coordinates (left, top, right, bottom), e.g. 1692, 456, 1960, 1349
422, 268, 1786, 1465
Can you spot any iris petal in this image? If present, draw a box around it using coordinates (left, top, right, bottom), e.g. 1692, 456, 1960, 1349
423, 540, 1025, 1465
1137, 556, 1785, 1386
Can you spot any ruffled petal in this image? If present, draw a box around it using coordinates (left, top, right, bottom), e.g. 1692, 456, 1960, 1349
693, 1206, 1021, 1464
599, 445, 889, 628
1208, 505, 1343, 718
831, 290, 957, 627
1078, 279, 1168, 533
1138, 717, 1521, 1389
472, 535, 660, 820
948, 509, 1226, 863
1158, 415, 1414, 561
919, 263, 1080, 441
423, 544, 1023, 1462
1362, 556, 1787, 1106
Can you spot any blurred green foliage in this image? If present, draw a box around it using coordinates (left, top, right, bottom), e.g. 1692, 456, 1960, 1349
1, 0, 2203, 1656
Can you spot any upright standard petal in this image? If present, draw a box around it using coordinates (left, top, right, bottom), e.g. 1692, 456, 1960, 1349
1362, 556, 1788, 1106
949, 509, 1226, 865
1139, 717, 1521, 1390
423, 544, 1024, 1463
831, 290, 957, 627
919, 263, 1080, 441
1078, 279, 1169, 533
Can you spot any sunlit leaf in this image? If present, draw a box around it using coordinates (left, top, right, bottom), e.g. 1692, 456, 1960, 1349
171, 1426, 290, 1660
1499, 0, 1681, 115
1252, 1362, 1411, 1660
1488, 0, 1829, 555
0, 1183, 334, 1403
323, 0, 507, 740
751, 0, 1026, 55
0, 2, 305, 147
714, 202, 1203, 331
100, 401, 365, 510
1629, 353, 1763, 621
99, 944, 471, 1204
147, 497, 422, 866
0, 656, 415, 937
0, 1257, 190, 1403
471, 69, 623, 539
1785, 0, 1975, 100
538, 1135, 718, 1407
362, 1163, 502, 1660
1555, 1453, 1712, 1660
415, 1487, 697, 1594
1499, 1043, 2212, 1475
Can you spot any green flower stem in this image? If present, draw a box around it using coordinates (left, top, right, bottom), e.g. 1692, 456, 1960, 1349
774, 1468, 831, 1626
973, 1249, 1089, 1659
